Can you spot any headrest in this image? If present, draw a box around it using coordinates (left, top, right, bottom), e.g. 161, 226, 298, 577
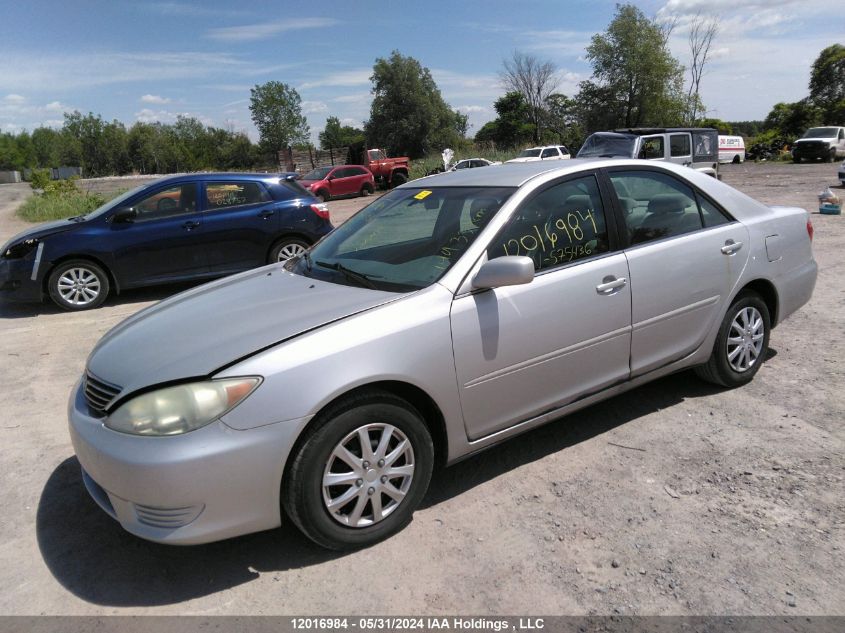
647, 193, 689, 215
469, 198, 499, 227
562, 194, 592, 213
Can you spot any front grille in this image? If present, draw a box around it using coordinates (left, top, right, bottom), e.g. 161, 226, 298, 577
84, 371, 122, 415
134, 503, 204, 529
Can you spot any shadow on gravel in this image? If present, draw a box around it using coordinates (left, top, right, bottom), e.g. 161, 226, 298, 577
0, 281, 203, 319
37, 370, 725, 607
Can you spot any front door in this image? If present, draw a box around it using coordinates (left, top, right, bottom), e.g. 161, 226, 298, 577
450, 174, 632, 440
109, 182, 207, 287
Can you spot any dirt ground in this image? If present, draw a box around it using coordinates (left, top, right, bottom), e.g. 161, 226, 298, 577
0, 163, 842, 616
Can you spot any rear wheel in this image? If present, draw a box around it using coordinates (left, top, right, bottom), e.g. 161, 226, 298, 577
695, 292, 770, 387
47, 260, 110, 311
269, 237, 309, 264
283, 390, 434, 550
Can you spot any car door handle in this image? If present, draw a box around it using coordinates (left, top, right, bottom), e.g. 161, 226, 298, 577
596, 276, 627, 294
721, 240, 743, 255
259, 209, 275, 219
182, 220, 200, 231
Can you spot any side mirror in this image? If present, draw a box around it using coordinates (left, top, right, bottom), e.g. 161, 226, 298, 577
111, 207, 136, 223
472, 256, 534, 290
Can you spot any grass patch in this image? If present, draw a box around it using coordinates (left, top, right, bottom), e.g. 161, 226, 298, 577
17, 191, 107, 223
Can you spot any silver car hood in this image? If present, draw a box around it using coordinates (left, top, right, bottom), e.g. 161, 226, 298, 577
87, 267, 399, 398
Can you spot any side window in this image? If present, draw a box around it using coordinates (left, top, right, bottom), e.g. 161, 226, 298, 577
489, 175, 609, 271
558, 146, 569, 155
640, 137, 665, 159
609, 171, 703, 245
541, 148, 559, 159
205, 182, 269, 210
670, 134, 691, 157
133, 184, 196, 221
697, 194, 731, 228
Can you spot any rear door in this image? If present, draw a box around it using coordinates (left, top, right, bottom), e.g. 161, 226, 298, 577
668, 133, 693, 167
450, 173, 632, 440
605, 167, 749, 376
199, 180, 280, 274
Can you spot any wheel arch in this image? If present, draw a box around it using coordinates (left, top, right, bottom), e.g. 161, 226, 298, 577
266, 233, 314, 263
43, 253, 120, 295
735, 278, 779, 327
284, 380, 449, 477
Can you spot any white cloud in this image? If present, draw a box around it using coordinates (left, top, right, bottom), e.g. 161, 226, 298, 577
3, 94, 26, 104
206, 18, 338, 42
301, 100, 328, 114
659, 0, 810, 16
456, 105, 487, 114
299, 69, 372, 90
141, 94, 172, 104
135, 108, 213, 126
43, 100, 70, 112
332, 93, 370, 104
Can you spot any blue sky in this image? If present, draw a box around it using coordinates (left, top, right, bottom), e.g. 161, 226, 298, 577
0, 0, 841, 143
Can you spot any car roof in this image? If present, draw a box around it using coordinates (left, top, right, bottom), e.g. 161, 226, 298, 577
150, 172, 295, 185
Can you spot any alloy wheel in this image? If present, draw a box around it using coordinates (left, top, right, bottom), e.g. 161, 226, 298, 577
57, 267, 102, 306
726, 306, 765, 372
321, 423, 415, 528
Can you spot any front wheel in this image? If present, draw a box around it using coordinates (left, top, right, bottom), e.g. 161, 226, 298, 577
47, 260, 110, 311
695, 292, 770, 387
825, 150, 835, 163
269, 237, 309, 264
359, 183, 373, 197
283, 391, 434, 550
390, 172, 407, 188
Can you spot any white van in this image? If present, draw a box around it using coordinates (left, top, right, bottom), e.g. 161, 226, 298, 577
719, 136, 746, 164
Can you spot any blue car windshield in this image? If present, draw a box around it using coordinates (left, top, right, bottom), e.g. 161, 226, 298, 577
290, 186, 515, 292
84, 184, 150, 219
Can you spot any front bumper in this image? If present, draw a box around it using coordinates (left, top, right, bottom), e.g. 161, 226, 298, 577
0, 257, 43, 303
792, 145, 831, 160
68, 379, 311, 545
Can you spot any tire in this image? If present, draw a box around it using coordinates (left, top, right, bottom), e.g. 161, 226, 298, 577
695, 292, 770, 388
47, 259, 110, 311
316, 190, 330, 203
283, 390, 434, 550
390, 172, 407, 188
269, 237, 309, 264
825, 150, 835, 163
732, 155, 741, 164
359, 183, 373, 197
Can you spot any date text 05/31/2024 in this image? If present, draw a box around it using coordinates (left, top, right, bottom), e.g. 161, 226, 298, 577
290, 617, 545, 631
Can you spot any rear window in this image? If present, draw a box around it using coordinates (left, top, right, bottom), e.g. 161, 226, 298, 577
279, 179, 310, 198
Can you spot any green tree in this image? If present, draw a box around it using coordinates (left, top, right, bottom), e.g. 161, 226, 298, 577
249, 81, 309, 155
365, 50, 463, 158
31, 127, 62, 168
542, 93, 582, 147
763, 100, 821, 140
577, 4, 686, 129
808, 44, 845, 123
474, 91, 535, 148
698, 118, 733, 135
319, 116, 365, 149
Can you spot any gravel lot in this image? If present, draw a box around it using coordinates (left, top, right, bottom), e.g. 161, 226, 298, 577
0, 163, 842, 616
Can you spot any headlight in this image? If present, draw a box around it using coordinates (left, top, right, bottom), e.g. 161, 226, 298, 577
3, 238, 39, 259
105, 377, 261, 436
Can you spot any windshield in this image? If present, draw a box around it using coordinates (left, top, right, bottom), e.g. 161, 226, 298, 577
289, 186, 515, 292
302, 167, 332, 180
577, 135, 636, 158
803, 127, 838, 138
517, 149, 542, 158
84, 183, 150, 219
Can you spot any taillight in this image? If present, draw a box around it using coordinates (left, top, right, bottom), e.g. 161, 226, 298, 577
806, 217, 814, 242
310, 203, 330, 221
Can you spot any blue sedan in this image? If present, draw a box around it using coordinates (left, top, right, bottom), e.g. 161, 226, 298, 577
0, 173, 332, 310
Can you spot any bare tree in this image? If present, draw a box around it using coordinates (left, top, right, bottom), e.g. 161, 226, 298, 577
686, 13, 718, 123
500, 51, 558, 144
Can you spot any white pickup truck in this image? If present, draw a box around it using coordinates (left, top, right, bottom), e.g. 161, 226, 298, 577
791, 126, 845, 163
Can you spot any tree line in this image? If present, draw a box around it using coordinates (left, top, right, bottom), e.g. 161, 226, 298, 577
1, 3, 842, 176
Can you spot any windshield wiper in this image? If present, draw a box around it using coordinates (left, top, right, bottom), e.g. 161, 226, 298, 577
315, 260, 380, 289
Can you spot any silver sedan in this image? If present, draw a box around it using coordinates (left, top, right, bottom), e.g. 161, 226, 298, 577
69, 159, 817, 549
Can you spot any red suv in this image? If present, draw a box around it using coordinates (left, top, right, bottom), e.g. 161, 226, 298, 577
299, 165, 375, 202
